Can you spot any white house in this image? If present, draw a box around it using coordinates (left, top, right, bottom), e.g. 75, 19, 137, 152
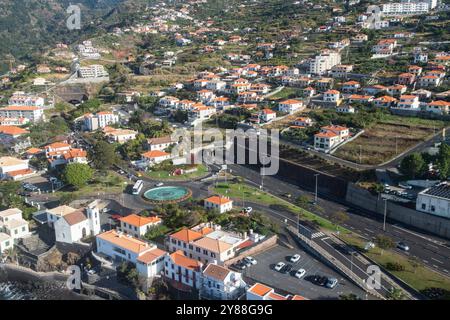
136, 247, 167, 279
314, 125, 350, 153
0, 232, 13, 253
0, 208, 30, 241
146, 136, 174, 152
104, 127, 138, 144
200, 263, 247, 300
426, 101, 450, 115
83, 112, 119, 131
260, 109, 276, 122
204, 196, 233, 214
278, 99, 304, 114
164, 250, 203, 290
394, 95, 420, 111
0, 157, 33, 181
119, 214, 162, 238
54, 201, 101, 244
0, 106, 44, 123
323, 90, 340, 103
141, 150, 171, 166
416, 182, 450, 219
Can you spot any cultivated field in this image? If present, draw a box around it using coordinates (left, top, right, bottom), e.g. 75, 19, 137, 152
334, 116, 448, 165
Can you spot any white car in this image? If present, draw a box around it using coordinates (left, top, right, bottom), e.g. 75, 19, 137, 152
155, 182, 164, 187
244, 207, 253, 214
275, 262, 285, 272
244, 256, 257, 265
290, 254, 301, 263
295, 269, 306, 279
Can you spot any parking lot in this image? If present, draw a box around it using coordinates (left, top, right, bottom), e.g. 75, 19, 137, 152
241, 245, 369, 300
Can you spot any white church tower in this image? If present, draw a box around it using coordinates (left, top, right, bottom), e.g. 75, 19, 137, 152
86, 200, 101, 236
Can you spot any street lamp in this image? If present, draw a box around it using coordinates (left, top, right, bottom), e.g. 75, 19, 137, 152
383, 198, 388, 232
314, 173, 320, 204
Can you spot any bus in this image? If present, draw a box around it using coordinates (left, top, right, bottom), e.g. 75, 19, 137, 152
132, 180, 144, 195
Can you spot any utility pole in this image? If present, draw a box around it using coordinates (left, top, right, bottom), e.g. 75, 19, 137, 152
359, 145, 362, 164
314, 173, 319, 204
395, 136, 398, 155
383, 198, 388, 232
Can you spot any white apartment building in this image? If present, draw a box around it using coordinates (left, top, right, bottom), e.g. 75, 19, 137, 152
382, 2, 430, 16
416, 182, 450, 219
323, 90, 341, 103
119, 214, 162, 238
8, 92, 45, 107
0, 208, 30, 242
314, 125, 350, 153
0, 106, 44, 122
83, 112, 119, 131
164, 250, 203, 290
78, 65, 109, 78
309, 50, 341, 75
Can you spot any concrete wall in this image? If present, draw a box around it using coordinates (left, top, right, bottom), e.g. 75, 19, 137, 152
346, 183, 450, 240
224, 235, 278, 267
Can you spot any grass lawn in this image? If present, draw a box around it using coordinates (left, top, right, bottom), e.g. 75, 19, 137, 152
339, 232, 450, 293
55, 171, 128, 198
334, 115, 449, 165
267, 87, 303, 101
214, 182, 338, 231
146, 164, 209, 181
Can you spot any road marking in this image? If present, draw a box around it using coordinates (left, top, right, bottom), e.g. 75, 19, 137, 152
433, 265, 440, 269
423, 260, 429, 264
443, 269, 449, 273
427, 243, 439, 249
431, 258, 444, 264
392, 225, 446, 247
364, 228, 374, 234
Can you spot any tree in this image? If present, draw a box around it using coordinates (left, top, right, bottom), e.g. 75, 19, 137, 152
91, 140, 118, 170
437, 143, 450, 179
375, 234, 395, 255
399, 153, 425, 179
408, 256, 421, 274
339, 293, 360, 300
63, 163, 93, 189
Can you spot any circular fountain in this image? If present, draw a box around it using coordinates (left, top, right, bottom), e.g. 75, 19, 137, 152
143, 186, 192, 204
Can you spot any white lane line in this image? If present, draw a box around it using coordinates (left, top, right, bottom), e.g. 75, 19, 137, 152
428, 244, 439, 249
431, 258, 444, 264
392, 225, 446, 247
423, 260, 429, 264
364, 228, 375, 234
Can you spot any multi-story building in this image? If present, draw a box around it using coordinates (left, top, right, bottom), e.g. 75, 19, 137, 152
309, 50, 341, 75
78, 65, 109, 78
200, 264, 247, 300
0, 156, 33, 181
83, 112, 119, 131
166, 224, 251, 265
119, 214, 162, 238
0, 208, 30, 242
394, 95, 420, 110
8, 92, 45, 107
382, 2, 430, 16
314, 125, 350, 153
278, 99, 304, 114
204, 196, 233, 214
330, 64, 353, 78
426, 101, 450, 115
0, 106, 44, 122
164, 250, 203, 290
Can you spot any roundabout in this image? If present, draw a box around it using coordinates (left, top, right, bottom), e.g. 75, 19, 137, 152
142, 186, 192, 204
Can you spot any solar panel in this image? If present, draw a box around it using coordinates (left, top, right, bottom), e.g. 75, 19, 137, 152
424, 183, 450, 200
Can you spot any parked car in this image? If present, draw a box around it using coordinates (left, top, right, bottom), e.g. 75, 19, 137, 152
294, 269, 306, 279
243, 207, 253, 214
243, 259, 253, 267
244, 256, 257, 265
290, 254, 301, 263
397, 242, 410, 251
283, 193, 292, 199
275, 262, 285, 272
235, 262, 247, 270
313, 274, 328, 286
155, 182, 164, 187
281, 264, 293, 274
398, 183, 412, 190
326, 277, 338, 289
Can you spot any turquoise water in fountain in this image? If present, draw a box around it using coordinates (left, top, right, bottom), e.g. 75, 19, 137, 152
143, 186, 190, 202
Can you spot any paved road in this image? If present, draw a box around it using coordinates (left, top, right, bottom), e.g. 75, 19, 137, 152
228, 163, 450, 278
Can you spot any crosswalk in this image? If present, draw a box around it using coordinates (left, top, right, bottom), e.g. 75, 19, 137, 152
311, 232, 326, 239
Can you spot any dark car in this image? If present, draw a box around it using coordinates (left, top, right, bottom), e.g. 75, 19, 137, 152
281, 264, 293, 274
313, 274, 328, 286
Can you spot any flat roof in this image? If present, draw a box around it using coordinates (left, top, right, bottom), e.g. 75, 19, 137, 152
422, 183, 450, 200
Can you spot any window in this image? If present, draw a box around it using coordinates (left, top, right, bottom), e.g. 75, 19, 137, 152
431, 205, 436, 212
22, 227, 26, 232
203, 249, 208, 255
189, 245, 193, 250
421, 203, 426, 210
14, 230, 18, 235
5, 241, 9, 246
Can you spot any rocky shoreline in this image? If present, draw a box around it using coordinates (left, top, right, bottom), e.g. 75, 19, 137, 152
0, 263, 94, 300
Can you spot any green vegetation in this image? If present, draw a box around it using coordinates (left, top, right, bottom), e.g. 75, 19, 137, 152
146, 164, 208, 181
62, 163, 94, 190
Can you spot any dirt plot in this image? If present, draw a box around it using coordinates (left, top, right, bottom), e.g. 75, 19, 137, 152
334, 118, 447, 165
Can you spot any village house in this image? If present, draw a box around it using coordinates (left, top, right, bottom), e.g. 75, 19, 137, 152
426, 100, 450, 115
247, 283, 306, 301
314, 125, 350, 153
397, 73, 416, 86
393, 95, 420, 111
0, 126, 29, 146
292, 117, 314, 128
336, 105, 356, 114
146, 136, 175, 152
8, 92, 45, 107
120, 214, 162, 238
303, 87, 316, 97
204, 196, 233, 214
373, 95, 397, 108
331, 64, 353, 78
387, 84, 407, 96
0, 106, 44, 123
0, 208, 30, 245
141, 150, 172, 166
260, 109, 277, 122
341, 81, 361, 93
348, 94, 374, 104
278, 99, 304, 114
103, 127, 138, 144
372, 39, 397, 55
323, 90, 341, 103
418, 75, 441, 88
200, 263, 247, 300
164, 250, 203, 291
408, 65, 423, 76
0, 156, 34, 181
